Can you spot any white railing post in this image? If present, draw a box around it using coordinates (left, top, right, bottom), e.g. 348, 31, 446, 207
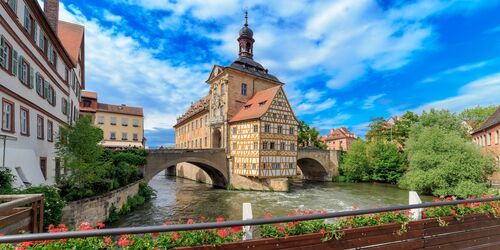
409, 191, 422, 220
242, 203, 253, 240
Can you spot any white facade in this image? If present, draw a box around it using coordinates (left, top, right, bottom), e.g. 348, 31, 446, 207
0, 1, 82, 187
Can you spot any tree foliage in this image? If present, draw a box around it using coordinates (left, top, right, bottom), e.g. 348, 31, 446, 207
459, 105, 498, 129
399, 126, 494, 198
368, 142, 407, 184
365, 111, 419, 147
0, 167, 15, 194
297, 120, 326, 149
339, 139, 370, 182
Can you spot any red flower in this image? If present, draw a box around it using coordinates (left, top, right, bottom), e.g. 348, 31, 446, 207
215, 217, 225, 222
104, 237, 112, 244
218, 229, 229, 238
288, 211, 298, 217
351, 205, 358, 210
276, 225, 285, 233
263, 213, 273, 218
319, 229, 326, 235
187, 219, 194, 224
375, 215, 381, 221
0, 234, 4, 236
15, 247, 25, 250
287, 222, 295, 229
59, 239, 67, 243
230, 226, 243, 233
118, 239, 130, 247
308, 210, 314, 215
152, 232, 160, 237
164, 221, 171, 226
432, 198, 441, 202
79, 222, 93, 231
200, 216, 207, 222
284, 234, 289, 239
422, 213, 428, 219
57, 224, 67, 228
450, 209, 456, 215
96, 222, 105, 229
172, 232, 181, 241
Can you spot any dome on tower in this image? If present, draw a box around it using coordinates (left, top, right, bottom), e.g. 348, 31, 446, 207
239, 25, 253, 38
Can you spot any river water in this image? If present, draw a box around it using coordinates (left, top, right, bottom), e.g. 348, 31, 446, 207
111, 175, 432, 228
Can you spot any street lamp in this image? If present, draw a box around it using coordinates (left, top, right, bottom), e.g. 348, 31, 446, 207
0, 134, 17, 168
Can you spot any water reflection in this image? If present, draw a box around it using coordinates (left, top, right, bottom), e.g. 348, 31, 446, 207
111, 175, 432, 228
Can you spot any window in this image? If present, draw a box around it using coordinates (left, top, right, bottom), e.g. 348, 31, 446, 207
39, 157, 47, 180
61, 98, 68, 115
19, 57, 29, 85
0, 37, 12, 71
110, 117, 117, 125
496, 130, 499, 145
259, 101, 266, 107
272, 163, 280, 169
20, 107, 29, 136
487, 133, 492, 146
232, 142, 237, 150
243, 164, 247, 169
253, 142, 258, 150
7, 0, 17, 12
280, 142, 285, 150
204, 137, 207, 147
133, 119, 140, 127
241, 83, 247, 96
253, 125, 258, 133
122, 132, 128, 141
2, 99, 14, 132
195, 120, 198, 128
290, 143, 296, 151
232, 127, 237, 135
262, 141, 268, 150
221, 84, 225, 95
133, 133, 139, 141
289, 127, 295, 135
35, 73, 44, 97
110, 132, 116, 140
47, 120, 53, 142
270, 142, 275, 150
288, 163, 294, 169
122, 118, 128, 126
97, 116, 104, 124
37, 115, 44, 139
195, 139, 198, 147
277, 125, 283, 134
264, 124, 271, 133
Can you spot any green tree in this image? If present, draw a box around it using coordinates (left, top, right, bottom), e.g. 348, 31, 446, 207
340, 139, 370, 182
367, 142, 406, 184
399, 126, 494, 198
459, 105, 498, 129
365, 117, 388, 142
392, 111, 419, 146
297, 120, 326, 149
415, 109, 465, 136
56, 116, 113, 200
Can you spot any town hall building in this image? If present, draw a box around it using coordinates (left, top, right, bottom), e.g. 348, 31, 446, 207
174, 13, 299, 179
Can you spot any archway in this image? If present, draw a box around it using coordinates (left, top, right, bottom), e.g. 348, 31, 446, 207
212, 129, 222, 148
145, 157, 228, 188
297, 158, 330, 181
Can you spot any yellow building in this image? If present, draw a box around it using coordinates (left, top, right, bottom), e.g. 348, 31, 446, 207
80, 91, 144, 148
174, 13, 299, 179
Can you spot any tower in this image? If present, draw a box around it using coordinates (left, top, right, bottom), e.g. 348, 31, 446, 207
238, 10, 254, 59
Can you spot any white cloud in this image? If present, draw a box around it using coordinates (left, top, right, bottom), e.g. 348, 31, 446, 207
296, 98, 336, 115
420, 59, 495, 83
102, 10, 123, 23
311, 113, 352, 130
362, 94, 386, 110
415, 73, 500, 113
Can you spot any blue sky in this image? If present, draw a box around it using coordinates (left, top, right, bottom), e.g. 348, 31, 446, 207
53, 0, 500, 148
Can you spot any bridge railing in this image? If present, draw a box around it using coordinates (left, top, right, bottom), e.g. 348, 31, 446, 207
1, 196, 500, 243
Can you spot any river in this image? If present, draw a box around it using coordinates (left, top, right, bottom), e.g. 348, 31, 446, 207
111, 174, 432, 228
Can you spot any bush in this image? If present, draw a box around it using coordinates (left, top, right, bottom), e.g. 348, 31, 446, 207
339, 140, 370, 182
15, 185, 65, 230
399, 126, 494, 198
367, 142, 406, 184
0, 167, 15, 194
112, 152, 147, 166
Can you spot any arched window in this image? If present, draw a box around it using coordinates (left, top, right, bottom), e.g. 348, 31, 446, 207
241, 83, 247, 96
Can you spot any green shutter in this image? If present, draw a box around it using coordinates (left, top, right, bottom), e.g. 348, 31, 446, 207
11, 49, 17, 76
34, 23, 39, 45
52, 89, 57, 106
61, 98, 65, 113
18, 56, 23, 82
7, 0, 17, 13
0, 37, 5, 69
29, 66, 34, 88
23, 6, 29, 31
38, 28, 44, 49
43, 80, 49, 99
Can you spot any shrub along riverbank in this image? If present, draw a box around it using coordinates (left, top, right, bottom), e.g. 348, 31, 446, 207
336, 108, 497, 199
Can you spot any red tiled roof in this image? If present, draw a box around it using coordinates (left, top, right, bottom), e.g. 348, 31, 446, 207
321, 127, 357, 141
175, 96, 210, 126
57, 21, 84, 65
97, 103, 143, 116
81, 90, 97, 99
229, 86, 281, 123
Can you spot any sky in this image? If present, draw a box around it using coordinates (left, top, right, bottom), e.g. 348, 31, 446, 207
50, 0, 500, 148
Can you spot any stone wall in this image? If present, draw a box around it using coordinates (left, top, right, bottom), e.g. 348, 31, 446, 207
61, 181, 141, 227
230, 173, 289, 192
175, 162, 213, 185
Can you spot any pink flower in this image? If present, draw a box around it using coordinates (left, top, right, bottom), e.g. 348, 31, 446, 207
218, 229, 229, 238
104, 237, 112, 244
450, 209, 456, 215
164, 221, 171, 226
230, 226, 243, 233
215, 217, 225, 222
172, 233, 181, 241
96, 222, 105, 229
319, 229, 326, 235
352, 205, 358, 210
187, 219, 194, 224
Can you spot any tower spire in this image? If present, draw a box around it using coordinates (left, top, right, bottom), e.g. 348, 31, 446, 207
238, 9, 254, 58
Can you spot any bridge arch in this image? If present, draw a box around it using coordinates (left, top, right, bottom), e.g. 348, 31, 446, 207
297, 157, 330, 181
297, 149, 340, 181
144, 149, 229, 188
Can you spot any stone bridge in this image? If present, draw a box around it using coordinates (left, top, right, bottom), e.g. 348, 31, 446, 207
144, 148, 340, 188
144, 149, 229, 188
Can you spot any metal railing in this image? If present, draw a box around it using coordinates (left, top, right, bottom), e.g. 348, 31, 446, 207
1, 196, 500, 243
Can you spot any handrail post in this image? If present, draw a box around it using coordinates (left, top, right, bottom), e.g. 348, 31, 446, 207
409, 191, 422, 220
242, 203, 253, 240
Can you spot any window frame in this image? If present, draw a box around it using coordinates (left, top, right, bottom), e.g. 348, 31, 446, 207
0, 37, 13, 74
20, 106, 29, 136
47, 120, 53, 142
241, 83, 247, 96
2, 98, 15, 133
36, 115, 44, 139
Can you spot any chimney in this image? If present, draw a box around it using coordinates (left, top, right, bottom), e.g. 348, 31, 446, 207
44, 0, 59, 32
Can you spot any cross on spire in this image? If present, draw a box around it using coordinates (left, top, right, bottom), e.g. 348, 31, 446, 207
244, 9, 248, 26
